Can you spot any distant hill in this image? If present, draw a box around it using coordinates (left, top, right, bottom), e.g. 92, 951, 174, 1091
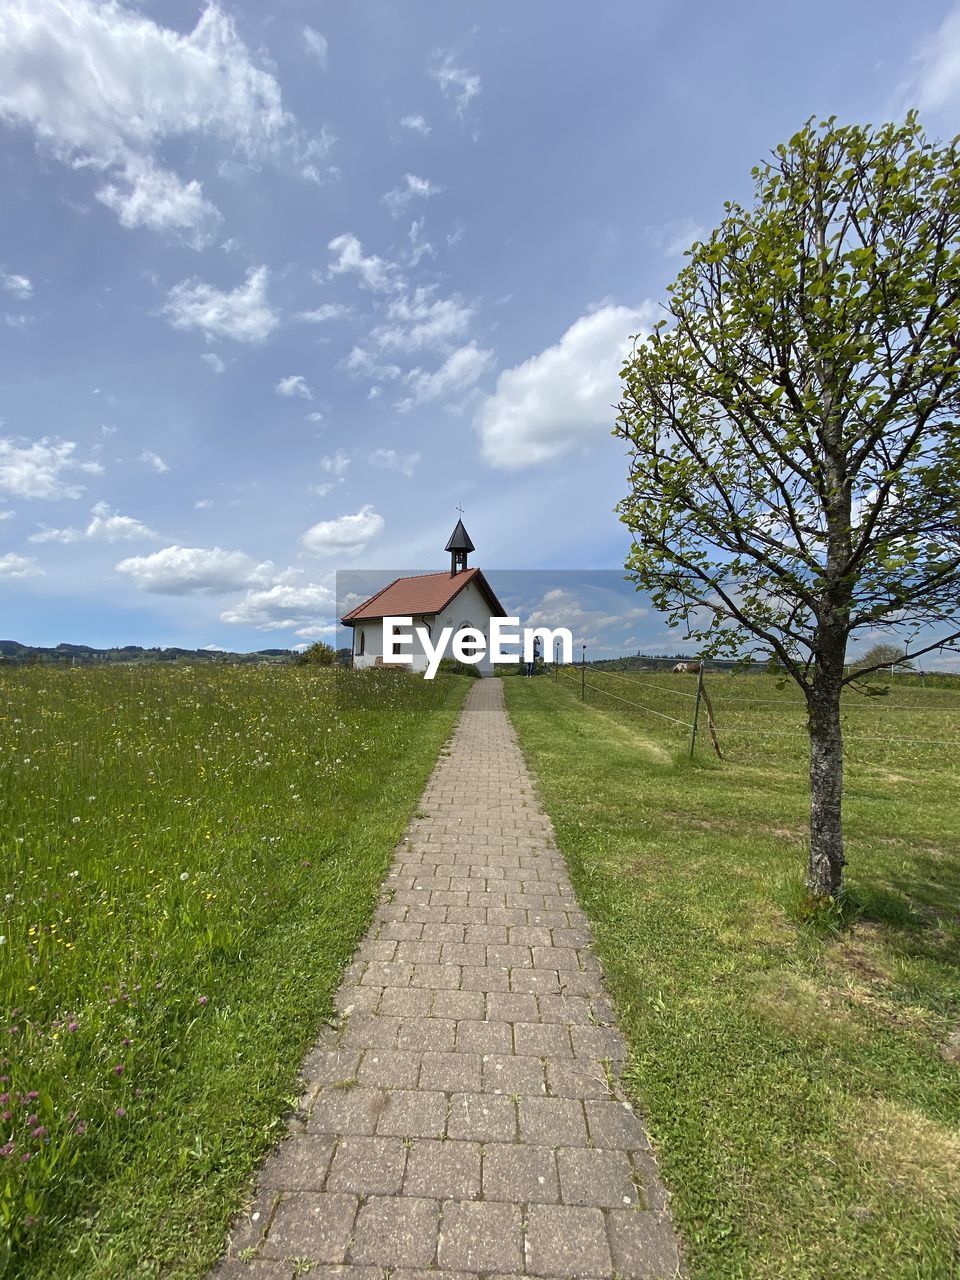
0, 640, 296, 666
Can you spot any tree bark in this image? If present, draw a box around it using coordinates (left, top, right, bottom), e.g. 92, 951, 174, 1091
806, 650, 846, 897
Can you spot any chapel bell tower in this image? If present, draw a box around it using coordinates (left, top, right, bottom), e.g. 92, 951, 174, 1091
445, 517, 475, 576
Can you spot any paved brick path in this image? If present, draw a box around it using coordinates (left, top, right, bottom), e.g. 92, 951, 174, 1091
212, 678, 680, 1279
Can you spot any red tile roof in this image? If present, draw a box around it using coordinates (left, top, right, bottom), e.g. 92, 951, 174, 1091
341, 568, 505, 622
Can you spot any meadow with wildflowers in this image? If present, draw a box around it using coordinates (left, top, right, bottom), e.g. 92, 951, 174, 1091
0, 663, 468, 1278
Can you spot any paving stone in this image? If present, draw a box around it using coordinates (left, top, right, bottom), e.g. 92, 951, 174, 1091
430, 988, 484, 1020
607, 1209, 682, 1277
536, 994, 593, 1025
208, 1261, 295, 1279
507, 925, 553, 946
410, 963, 462, 990
584, 1099, 652, 1151
351, 1195, 439, 1268
486, 991, 539, 1023
518, 1097, 588, 1146
392, 1272, 475, 1280
396, 1016, 455, 1052
481, 1053, 547, 1096
261, 1192, 357, 1263
341, 1013, 401, 1050
545, 1057, 613, 1099
455, 1018, 513, 1053
376, 1089, 447, 1139
438, 1200, 523, 1273
356, 1050, 421, 1089
403, 1138, 481, 1199
308, 1088, 386, 1136
258, 1136, 335, 1190
482, 1143, 559, 1203
557, 1146, 639, 1207
224, 1189, 280, 1257
419, 1050, 482, 1092
571, 1025, 627, 1061
378, 920, 424, 942
441, 942, 487, 966
377, 986, 434, 1018
395, 941, 442, 965
335, 985, 382, 1016
446, 1092, 517, 1142
459, 964, 511, 992
326, 1136, 406, 1194
300, 1048, 362, 1088
514, 1021, 573, 1057
510, 968, 561, 995
523, 1204, 612, 1278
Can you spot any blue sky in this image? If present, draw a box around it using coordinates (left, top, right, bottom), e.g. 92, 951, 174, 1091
0, 0, 958, 657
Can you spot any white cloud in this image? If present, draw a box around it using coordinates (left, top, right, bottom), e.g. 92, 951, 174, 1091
0, 1, 290, 244
475, 302, 656, 468
30, 501, 159, 545
301, 505, 384, 557
0, 550, 43, 581
907, 4, 960, 113
400, 113, 431, 136
96, 158, 222, 247
372, 287, 472, 354
306, 411, 325, 423
201, 352, 226, 373
0, 509, 13, 520
296, 303, 350, 323
163, 266, 279, 344
194, 498, 214, 509
275, 374, 313, 400
220, 580, 334, 630
643, 217, 706, 258
342, 346, 402, 383
401, 341, 493, 407
429, 51, 481, 118
406, 218, 434, 267
319, 450, 350, 477
138, 449, 170, 475
0, 552, 43, 579
382, 172, 444, 218
303, 26, 328, 68
115, 544, 275, 595
368, 448, 420, 477
309, 482, 334, 497
327, 233, 399, 292
0, 270, 32, 300
0, 436, 102, 500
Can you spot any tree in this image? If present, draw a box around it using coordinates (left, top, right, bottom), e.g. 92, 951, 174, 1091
296, 641, 336, 667
852, 642, 915, 675
615, 115, 960, 899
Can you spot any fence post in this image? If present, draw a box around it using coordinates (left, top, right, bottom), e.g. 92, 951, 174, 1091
581, 644, 586, 700
555, 639, 560, 681
688, 664, 704, 759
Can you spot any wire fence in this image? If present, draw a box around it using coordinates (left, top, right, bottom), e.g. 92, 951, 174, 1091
551, 657, 960, 762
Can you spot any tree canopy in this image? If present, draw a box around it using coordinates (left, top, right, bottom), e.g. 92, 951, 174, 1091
615, 114, 960, 896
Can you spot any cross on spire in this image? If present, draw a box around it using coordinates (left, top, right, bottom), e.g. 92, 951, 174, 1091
456, 501, 465, 517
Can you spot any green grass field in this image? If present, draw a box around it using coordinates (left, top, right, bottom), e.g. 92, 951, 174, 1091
0, 664, 468, 1279
505, 670, 960, 1280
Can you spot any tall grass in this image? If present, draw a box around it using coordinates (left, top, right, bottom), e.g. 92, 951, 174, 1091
0, 664, 468, 1278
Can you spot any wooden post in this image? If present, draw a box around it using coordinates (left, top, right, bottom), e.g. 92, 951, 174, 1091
581, 644, 586, 700
688, 663, 704, 759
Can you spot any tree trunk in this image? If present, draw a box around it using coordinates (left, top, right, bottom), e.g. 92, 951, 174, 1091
806, 656, 846, 898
